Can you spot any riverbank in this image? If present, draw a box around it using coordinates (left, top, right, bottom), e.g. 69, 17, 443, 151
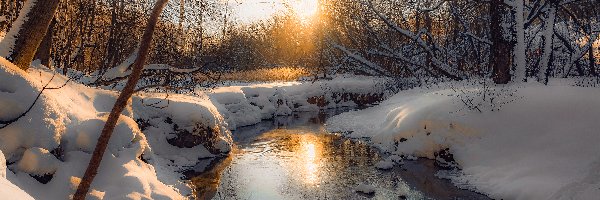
193, 108, 489, 199
326, 79, 600, 200
0, 61, 388, 199
3, 59, 598, 199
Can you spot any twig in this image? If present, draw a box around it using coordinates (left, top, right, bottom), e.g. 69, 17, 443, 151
0, 73, 70, 129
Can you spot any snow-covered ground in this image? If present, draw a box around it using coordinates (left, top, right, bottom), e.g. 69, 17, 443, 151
210, 76, 389, 129
6, 52, 598, 200
0, 58, 387, 199
327, 80, 600, 200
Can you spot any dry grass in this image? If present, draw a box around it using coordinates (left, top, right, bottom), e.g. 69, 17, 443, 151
219, 66, 310, 82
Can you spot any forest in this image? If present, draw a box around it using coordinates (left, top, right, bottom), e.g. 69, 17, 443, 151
0, 0, 598, 199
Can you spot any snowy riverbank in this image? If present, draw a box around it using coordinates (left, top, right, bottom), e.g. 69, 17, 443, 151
0, 60, 388, 199
326, 80, 600, 200
4, 57, 598, 200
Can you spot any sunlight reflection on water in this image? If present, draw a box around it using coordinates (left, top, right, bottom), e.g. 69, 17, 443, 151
191, 110, 489, 200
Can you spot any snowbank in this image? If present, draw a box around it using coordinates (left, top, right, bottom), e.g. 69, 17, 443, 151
0, 59, 233, 199
355, 183, 376, 194
1, 150, 35, 199
327, 81, 600, 199
0, 57, 385, 199
210, 75, 388, 129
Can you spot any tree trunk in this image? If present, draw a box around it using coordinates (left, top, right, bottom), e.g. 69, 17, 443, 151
490, 0, 512, 84
6, 0, 59, 71
590, 42, 597, 77
72, 0, 169, 199
537, 4, 556, 82
513, 0, 526, 82
34, 18, 55, 67
424, 10, 433, 71
589, 21, 597, 77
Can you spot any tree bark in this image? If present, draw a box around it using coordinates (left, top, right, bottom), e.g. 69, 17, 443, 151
513, 0, 526, 82
537, 4, 556, 82
8, 0, 59, 71
73, 0, 169, 199
424, 9, 433, 71
590, 42, 597, 77
34, 19, 55, 67
589, 21, 597, 77
490, 0, 512, 84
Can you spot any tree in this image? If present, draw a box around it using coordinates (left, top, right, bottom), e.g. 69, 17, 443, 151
73, 0, 169, 199
513, 0, 526, 82
0, 0, 59, 70
34, 19, 56, 67
490, 0, 512, 84
537, 3, 557, 83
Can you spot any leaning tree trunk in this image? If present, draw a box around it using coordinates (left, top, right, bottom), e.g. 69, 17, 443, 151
73, 0, 169, 199
490, 0, 512, 84
3, 0, 59, 70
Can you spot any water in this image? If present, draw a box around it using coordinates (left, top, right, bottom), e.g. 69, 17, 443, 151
190, 109, 489, 200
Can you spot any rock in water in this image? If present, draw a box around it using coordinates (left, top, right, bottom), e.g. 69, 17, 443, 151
375, 160, 394, 170
388, 155, 404, 164
355, 183, 376, 194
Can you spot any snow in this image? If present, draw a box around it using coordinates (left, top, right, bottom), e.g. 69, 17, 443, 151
374, 160, 394, 170
17, 148, 60, 176
0, 55, 388, 199
0, 57, 66, 160
327, 80, 600, 200
101, 49, 138, 81
387, 154, 403, 164
1, 150, 35, 199
355, 183, 376, 194
0, 59, 235, 199
0, 149, 5, 178
210, 75, 388, 130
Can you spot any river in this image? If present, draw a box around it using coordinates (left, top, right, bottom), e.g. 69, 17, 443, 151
188, 109, 489, 200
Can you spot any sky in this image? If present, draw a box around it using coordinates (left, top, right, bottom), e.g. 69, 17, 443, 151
231, 0, 319, 24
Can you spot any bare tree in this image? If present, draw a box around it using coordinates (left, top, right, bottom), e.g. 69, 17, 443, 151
73, 0, 170, 199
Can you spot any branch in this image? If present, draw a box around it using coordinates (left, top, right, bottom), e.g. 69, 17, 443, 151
0, 73, 71, 129
367, 0, 462, 81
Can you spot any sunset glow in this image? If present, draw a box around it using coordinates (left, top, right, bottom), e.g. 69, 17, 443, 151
233, 0, 319, 24
290, 0, 319, 22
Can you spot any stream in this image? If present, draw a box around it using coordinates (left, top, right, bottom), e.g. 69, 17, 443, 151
189, 109, 489, 200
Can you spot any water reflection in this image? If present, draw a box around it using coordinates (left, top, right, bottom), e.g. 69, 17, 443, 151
190, 109, 489, 200
190, 155, 232, 199
299, 136, 318, 185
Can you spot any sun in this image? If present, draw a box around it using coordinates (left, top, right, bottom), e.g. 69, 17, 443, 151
233, 0, 319, 24
290, 0, 319, 22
